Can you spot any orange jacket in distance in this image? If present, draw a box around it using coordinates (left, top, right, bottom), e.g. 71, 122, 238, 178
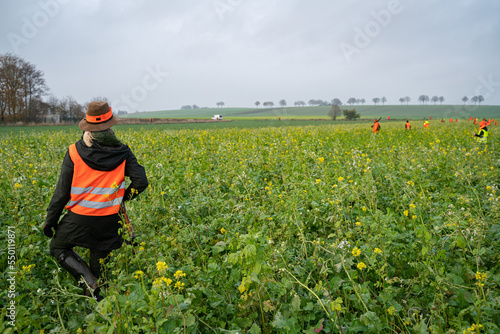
372, 121, 380, 133
405, 122, 411, 130
66, 144, 126, 216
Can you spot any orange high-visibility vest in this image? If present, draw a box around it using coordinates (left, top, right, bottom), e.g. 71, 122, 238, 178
405, 122, 411, 130
66, 144, 126, 216
373, 122, 380, 133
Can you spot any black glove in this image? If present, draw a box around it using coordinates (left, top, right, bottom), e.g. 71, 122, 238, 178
43, 225, 54, 238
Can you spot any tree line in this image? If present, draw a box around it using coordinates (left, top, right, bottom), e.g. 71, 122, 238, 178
0, 53, 85, 125
232, 94, 486, 109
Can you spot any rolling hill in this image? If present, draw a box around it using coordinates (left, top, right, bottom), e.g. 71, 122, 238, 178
120, 105, 500, 120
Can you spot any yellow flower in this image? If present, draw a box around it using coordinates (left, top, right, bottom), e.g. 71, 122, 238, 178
403, 210, 409, 217
338, 176, 344, 182
475, 271, 487, 281
374, 248, 382, 254
153, 276, 172, 288
465, 324, 483, 333
387, 306, 396, 315
362, 206, 367, 212
318, 157, 324, 163
409, 203, 416, 209
357, 262, 367, 270
316, 179, 321, 184
134, 270, 144, 279
355, 222, 361, 226
174, 270, 186, 280
238, 282, 246, 294
474, 272, 487, 287
174, 281, 185, 290
486, 186, 492, 191
22, 264, 35, 272
156, 261, 168, 272
407, 180, 415, 187
220, 227, 226, 234
352, 247, 361, 257
111, 182, 119, 189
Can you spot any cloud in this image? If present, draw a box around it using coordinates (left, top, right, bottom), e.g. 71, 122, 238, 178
1, 0, 499, 110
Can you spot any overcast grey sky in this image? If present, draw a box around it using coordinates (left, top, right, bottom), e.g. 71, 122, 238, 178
1, 0, 499, 112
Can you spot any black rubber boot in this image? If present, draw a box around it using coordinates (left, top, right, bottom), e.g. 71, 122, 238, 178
57, 249, 102, 301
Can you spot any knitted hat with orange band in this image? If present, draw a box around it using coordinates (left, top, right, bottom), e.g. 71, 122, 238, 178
79, 101, 119, 131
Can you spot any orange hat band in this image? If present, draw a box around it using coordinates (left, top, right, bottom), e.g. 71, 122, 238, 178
86, 108, 113, 123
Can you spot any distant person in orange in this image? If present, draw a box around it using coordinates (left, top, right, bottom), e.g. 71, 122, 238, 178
387, 116, 390, 121
474, 118, 477, 125
455, 119, 458, 123
479, 118, 489, 128
449, 118, 453, 123
424, 120, 430, 128
495, 120, 498, 126
429, 116, 432, 120
441, 119, 444, 123
469, 116, 473, 121
405, 120, 411, 130
371, 119, 380, 133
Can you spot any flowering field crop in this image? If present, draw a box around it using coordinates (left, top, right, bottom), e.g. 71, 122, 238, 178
1, 121, 499, 333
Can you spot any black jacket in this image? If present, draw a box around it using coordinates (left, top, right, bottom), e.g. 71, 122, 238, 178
45, 139, 148, 250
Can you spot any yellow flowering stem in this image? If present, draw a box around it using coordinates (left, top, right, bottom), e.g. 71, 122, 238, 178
375, 211, 389, 271
312, 250, 344, 334
340, 255, 373, 319
280, 255, 335, 324
166, 285, 187, 334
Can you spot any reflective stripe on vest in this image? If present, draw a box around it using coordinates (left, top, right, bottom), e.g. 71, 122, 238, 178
66, 144, 126, 216
476, 129, 488, 143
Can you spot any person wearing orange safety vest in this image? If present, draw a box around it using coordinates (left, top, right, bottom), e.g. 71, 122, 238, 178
424, 120, 430, 128
371, 119, 380, 133
43, 101, 148, 301
479, 118, 490, 128
405, 120, 411, 130
473, 124, 488, 143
